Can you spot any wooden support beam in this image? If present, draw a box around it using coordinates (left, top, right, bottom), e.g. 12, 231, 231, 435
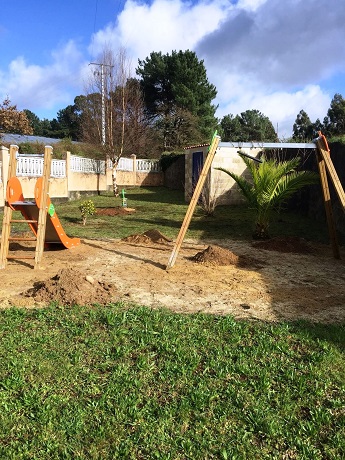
0, 145, 19, 269
314, 132, 345, 259
315, 134, 345, 211
316, 151, 340, 259
166, 133, 220, 270
34, 146, 52, 269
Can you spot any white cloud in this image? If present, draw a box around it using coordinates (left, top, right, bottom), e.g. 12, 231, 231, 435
90, 0, 231, 63
88, 0, 345, 137
196, 0, 345, 136
0, 40, 85, 115
1, 0, 344, 136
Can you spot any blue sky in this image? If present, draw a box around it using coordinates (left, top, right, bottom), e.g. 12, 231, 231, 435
1, 0, 345, 137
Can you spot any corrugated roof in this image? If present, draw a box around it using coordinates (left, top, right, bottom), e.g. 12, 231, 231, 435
0, 134, 77, 145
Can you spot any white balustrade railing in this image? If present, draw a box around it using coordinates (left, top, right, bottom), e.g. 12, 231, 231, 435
117, 157, 161, 172
0, 154, 161, 181
137, 159, 161, 172
117, 157, 134, 171
15, 156, 66, 178
70, 155, 105, 174
51, 160, 66, 177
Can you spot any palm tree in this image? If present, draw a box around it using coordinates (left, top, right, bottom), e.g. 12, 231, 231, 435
216, 152, 319, 239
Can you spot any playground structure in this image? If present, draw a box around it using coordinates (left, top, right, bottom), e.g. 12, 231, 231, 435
0, 145, 80, 269
167, 132, 345, 269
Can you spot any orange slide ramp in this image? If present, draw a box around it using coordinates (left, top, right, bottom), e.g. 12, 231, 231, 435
7, 177, 80, 249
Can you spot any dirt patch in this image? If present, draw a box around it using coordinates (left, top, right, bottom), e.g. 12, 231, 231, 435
0, 232, 344, 324
252, 236, 314, 254
122, 229, 172, 244
97, 207, 136, 216
191, 245, 258, 268
24, 268, 117, 306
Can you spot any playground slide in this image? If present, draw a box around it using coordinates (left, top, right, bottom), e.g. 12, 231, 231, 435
7, 177, 80, 249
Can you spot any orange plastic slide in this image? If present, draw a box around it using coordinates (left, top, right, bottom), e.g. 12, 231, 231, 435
7, 177, 80, 249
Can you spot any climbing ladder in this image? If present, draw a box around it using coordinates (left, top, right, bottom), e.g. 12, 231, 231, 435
0, 145, 52, 269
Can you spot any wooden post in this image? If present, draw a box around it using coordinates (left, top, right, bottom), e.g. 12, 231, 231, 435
0, 145, 9, 206
0, 145, 19, 269
315, 132, 345, 259
34, 146, 52, 269
166, 133, 220, 270
315, 135, 345, 211
316, 151, 340, 259
131, 154, 137, 186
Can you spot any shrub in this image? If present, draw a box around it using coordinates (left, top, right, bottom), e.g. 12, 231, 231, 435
79, 200, 96, 225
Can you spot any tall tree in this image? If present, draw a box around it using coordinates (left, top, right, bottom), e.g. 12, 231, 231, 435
220, 109, 277, 142
23, 109, 43, 135
0, 98, 33, 135
136, 50, 218, 149
292, 110, 314, 141
56, 103, 82, 140
326, 93, 345, 135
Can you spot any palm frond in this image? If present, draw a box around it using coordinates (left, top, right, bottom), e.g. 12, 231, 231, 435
269, 171, 319, 207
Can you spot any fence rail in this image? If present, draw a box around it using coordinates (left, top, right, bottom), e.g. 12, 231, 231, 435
16, 157, 66, 178
1, 154, 161, 181
117, 157, 161, 172
70, 156, 105, 174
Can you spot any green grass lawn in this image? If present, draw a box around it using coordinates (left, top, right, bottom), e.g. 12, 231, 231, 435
0, 304, 344, 459
49, 186, 336, 244
0, 187, 344, 458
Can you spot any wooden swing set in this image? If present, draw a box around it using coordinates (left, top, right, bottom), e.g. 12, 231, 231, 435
166, 131, 345, 269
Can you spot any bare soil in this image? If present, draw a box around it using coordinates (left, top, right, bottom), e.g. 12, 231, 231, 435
1, 230, 345, 324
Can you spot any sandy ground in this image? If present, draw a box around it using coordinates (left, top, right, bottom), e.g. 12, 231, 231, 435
1, 230, 345, 324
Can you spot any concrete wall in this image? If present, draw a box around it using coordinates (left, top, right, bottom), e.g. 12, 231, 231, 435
0, 147, 164, 207
184, 144, 261, 205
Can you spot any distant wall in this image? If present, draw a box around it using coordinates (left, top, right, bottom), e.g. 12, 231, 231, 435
0, 147, 163, 207
184, 144, 261, 204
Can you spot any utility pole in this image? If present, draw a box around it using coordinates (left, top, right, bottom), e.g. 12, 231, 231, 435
89, 62, 114, 145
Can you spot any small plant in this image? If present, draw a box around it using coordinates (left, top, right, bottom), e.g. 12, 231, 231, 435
79, 199, 96, 225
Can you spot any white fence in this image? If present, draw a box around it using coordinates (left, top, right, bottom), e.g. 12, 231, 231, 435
0, 154, 161, 182
16, 156, 66, 178
70, 156, 105, 174
117, 157, 161, 172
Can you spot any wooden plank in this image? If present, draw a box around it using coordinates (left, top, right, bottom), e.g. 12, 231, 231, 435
316, 135, 345, 211
34, 146, 52, 269
316, 151, 340, 259
9, 237, 37, 241
6, 255, 36, 260
166, 133, 220, 270
0, 145, 19, 269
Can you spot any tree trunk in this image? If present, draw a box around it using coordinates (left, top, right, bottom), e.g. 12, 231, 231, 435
112, 158, 119, 197
252, 221, 270, 240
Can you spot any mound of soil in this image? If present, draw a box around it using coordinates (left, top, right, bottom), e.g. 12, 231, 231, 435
122, 229, 172, 244
252, 236, 314, 254
25, 268, 117, 306
97, 207, 136, 216
191, 245, 254, 267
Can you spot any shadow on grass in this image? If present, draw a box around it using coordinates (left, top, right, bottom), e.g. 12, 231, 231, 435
126, 187, 185, 205
289, 321, 345, 352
